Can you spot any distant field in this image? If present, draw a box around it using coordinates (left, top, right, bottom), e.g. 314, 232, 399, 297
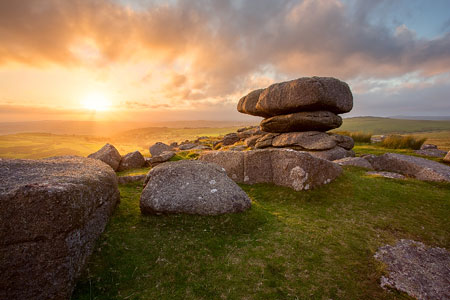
339, 117, 450, 134
0, 127, 242, 159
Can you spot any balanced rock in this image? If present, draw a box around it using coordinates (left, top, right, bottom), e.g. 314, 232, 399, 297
260, 111, 342, 133
236, 89, 269, 117
117, 151, 146, 171
88, 143, 121, 171
365, 153, 450, 182
200, 149, 342, 191
272, 131, 336, 150
149, 142, 173, 157
140, 160, 251, 215
0, 156, 119, 300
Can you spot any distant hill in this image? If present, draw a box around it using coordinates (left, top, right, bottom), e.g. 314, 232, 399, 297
338, 117, 450, 134
0, 120, 256, 136
389, 116, 450, 121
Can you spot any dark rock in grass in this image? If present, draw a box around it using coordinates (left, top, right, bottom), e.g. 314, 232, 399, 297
149, 142, 173, 157
420, 143, 438, 150
272, 131, 337, 150
365, 153, 450, 182
140, 160, 251, 215
366, 171, 405, 179
88, 143, 121, 171
148, 151, 175, 166
374, 239, 450, 300
222, 133, 240, 146
305, 146, 354, 161
260, 111, 342, 133
117, 151, 146, 171
255, 77, 353, 116
334, 157, 373, 169
118, 174, 146, 184
237, 89, 270, 118
0, 156, 119, 300
414, 149, 447, 158
329, 134, 355, 150
169, 142, 178, 147
178, 143, 197, 150
200, 149, 342, 191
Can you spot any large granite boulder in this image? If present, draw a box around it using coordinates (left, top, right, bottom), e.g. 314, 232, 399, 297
260, 111, 342, 133
236, 89, 269, 117
140, 160, 251, 215
257, 77, 353, 116
272, 131, 337, 150
149, 142, 173, 157
87, 143, 121, 171
0, 156, 119, 300
365, 153, 450, 182
200, 149, 342, 191
374, 239, 450, 300
117, 151, 146, 171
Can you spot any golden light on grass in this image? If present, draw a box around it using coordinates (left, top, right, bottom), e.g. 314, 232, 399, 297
81, 92, 111, 111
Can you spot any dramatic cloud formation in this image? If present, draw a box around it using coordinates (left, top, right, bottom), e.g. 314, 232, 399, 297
0, 0, 449, 120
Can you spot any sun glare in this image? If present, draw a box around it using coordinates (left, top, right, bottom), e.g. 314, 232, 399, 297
81, 92, 111, 111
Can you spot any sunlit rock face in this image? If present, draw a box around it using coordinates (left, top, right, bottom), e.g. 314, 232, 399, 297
237, 77, 354, 161
0, 156, 119, 300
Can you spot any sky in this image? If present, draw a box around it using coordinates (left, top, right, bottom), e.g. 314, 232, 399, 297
0, 0, 449, 122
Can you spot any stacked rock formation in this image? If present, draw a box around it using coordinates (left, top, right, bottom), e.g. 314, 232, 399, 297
237, 76, 355, 160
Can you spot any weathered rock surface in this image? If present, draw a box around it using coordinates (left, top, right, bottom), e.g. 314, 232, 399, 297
255, 77, 353, 116
244, 135, 260, 148
117, 151, 146, 171
237, 127, 263, 140
420, 144, 438, 150
0, 156, 119, 300
88, 143, 121, 171
236, 89, 269, 117
414, 149, 447, 158
200, 149, 342, 191
272, 131, 336, 150
118, 174, 146, 184
178, 143, 197, 150
307, 146, 354, 161
334, 157, 373, 169
140, 160, 251, 215
147, 151, 175, 166
260, 111, 342, 133
222, 133, 240, 146
374, 239, 450, 300
444, 151, 450, 163
329, 134, 355, 150
255, 133, 280, 149
149, 142, 173, 157
366, 171, 406, 179
365, 153, 450, 182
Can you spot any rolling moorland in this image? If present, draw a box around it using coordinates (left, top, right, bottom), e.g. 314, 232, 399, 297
1, 117, 450, 159
1, 116, 450, 299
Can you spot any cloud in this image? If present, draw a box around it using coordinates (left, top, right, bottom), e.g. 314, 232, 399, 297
0, 0, 450, 109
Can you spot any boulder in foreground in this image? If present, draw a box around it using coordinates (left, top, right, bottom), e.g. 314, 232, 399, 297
374, 239, 450, 300
200, 149, 343, 191
0, 156, 120, 300
87, 143, 121, 171
140, 160, 251, 215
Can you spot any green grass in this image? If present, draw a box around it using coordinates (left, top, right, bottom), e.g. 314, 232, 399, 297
334, 131, 372, 143
72, 168, 450, 300
339, 117, 450, 134
116, 167, 152, 177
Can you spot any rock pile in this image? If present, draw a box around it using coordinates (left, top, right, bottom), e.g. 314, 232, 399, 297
0, 156, 120, 300
237, 77, 354, 160
89, 144, 147, 172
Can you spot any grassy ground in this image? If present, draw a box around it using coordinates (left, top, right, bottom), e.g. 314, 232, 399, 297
72, 167, 450, 300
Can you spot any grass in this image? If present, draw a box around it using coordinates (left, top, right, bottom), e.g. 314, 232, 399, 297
334, 131, 372, 143
72, 167, 450, 300
380, 135, 426, 150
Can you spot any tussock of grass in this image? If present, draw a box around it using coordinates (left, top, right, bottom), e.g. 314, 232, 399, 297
381, 135, 426, 150
72, 168, 450, 300
334, 131, 372, 143
170, 151, 200, 161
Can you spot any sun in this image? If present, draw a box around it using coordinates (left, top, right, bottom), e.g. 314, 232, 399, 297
81, 92, 111, 111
